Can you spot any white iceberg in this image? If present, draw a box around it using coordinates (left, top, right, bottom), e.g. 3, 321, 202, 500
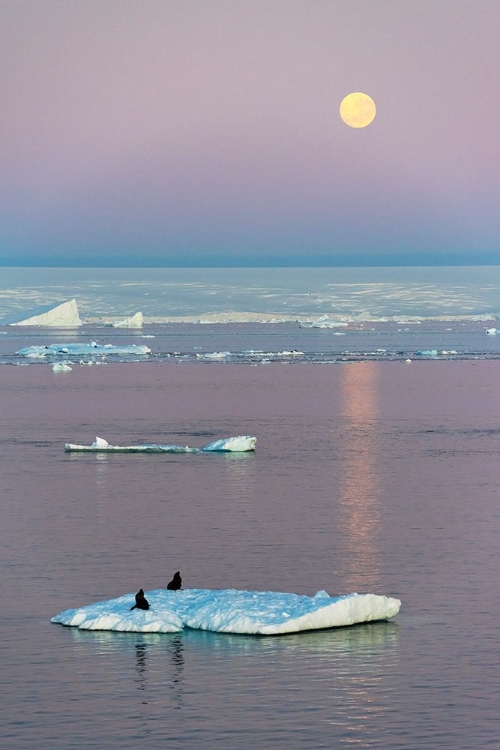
2, 299, 81, 327
16, 342, 151, 358
109, 312, 143, 328
51, 588, 401, 635
64, 435, 257, 453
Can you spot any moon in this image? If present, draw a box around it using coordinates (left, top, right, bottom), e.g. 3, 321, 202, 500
339, 92, 376, 128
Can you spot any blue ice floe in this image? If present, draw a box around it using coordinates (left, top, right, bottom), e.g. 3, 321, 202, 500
16, 342, 151, 358
51, 588, 401, 635
64, 436, 257, 453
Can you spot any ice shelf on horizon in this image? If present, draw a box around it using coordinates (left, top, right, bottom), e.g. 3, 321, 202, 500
51, 588, 401, 635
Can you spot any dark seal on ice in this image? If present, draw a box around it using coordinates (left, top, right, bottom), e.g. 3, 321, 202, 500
167, 572, 182, 591
130, 588, 150, 610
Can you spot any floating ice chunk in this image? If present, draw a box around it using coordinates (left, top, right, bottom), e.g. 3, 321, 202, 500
416, 349, 438, 357
52, 362, 73, 372
300, 315, 349, 328
16, 342, 151, 357
64, 435, 256, 453
51, 588, 401, 636
196, 351, 231, 360
92, 436, 109, 448
202, 436, 257, 452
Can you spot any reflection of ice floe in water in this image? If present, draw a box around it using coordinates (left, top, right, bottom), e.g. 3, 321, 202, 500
51, 588, 401, 635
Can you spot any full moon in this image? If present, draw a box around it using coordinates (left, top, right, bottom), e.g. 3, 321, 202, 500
339, 92, 376, 128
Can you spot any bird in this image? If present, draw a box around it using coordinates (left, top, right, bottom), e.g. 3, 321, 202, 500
167, 572, 182, 591
130, 588, 150, 610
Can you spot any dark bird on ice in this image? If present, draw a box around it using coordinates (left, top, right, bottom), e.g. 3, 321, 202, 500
167, 572, 182, 591
130, 588, 150, 610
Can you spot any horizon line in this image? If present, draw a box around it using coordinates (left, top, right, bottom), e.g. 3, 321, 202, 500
2, 261, 500, 270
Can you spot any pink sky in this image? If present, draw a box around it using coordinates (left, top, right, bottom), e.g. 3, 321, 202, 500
1, 0, 499, 266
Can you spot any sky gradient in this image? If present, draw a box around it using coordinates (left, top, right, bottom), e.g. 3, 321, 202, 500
2, 0, 500, 267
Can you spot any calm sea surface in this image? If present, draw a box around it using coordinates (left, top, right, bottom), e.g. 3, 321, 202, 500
2, 359, 499, 748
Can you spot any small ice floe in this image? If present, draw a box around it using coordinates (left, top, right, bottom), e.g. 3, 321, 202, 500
405, 359, 412, 364
65, 436, 257, 453
52, 362, 73, 373
416, 349, 438, 357
51, 588, 401, 635
202, 436, 257, 452
17, 342, 151, 357
196, 351, 231, 360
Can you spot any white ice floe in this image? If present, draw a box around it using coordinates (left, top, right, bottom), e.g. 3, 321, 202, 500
52, 362, 73, 372
16, 342, 151, 357
300, 315, 349, 328
51, 588, 401, 635
65, 435, 257, 453
202, 436, 256, 452
416, 349, 439, 357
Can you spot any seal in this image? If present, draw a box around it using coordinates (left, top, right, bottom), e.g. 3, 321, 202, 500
130, 588, 150, 610
167, 572, 182, 591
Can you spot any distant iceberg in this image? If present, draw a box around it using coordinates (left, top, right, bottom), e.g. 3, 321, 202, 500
107, 312, 143, 328
51, 588, 401, 635
2, 299, 81, 327
65, 435, 257, 453
16, 341, 152, 358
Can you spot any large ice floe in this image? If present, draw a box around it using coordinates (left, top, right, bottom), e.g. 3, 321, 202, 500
16, 341, 151, 358
64, 435, 257, 453
51, 588, 401, 635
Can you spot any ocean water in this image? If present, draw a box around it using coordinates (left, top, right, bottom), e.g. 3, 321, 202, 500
1, 268, 500, 747
2, 360, 500, 748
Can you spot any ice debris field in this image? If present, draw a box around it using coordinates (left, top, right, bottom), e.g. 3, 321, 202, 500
65, 436, 257, 453
51, 588, 401, 636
